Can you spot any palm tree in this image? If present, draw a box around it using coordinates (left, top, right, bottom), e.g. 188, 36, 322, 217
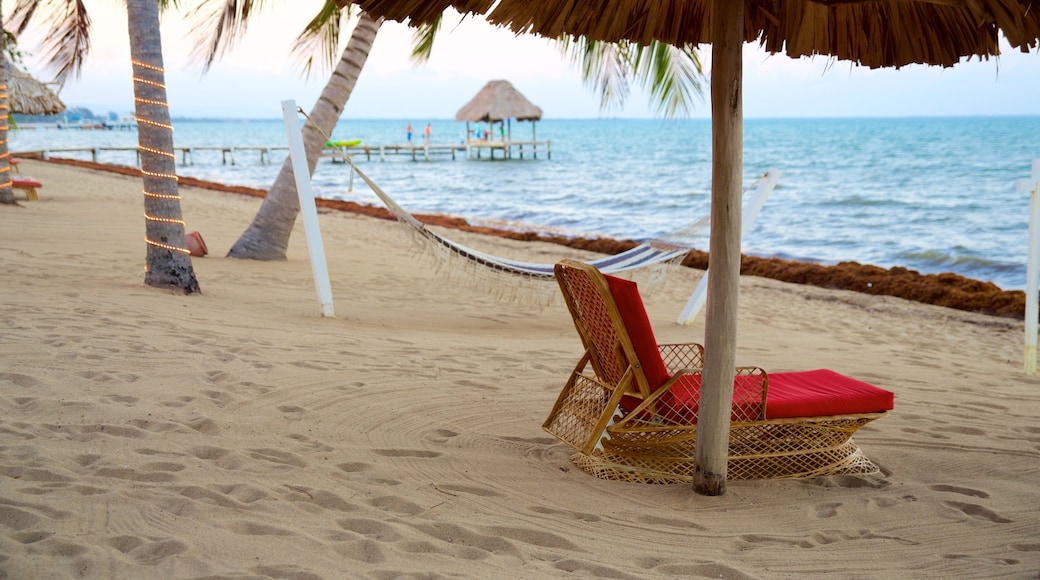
0, 18, 28, 205
193, 2, 705, 260
8, 0, 199, 292
0, 14, 13, 205
128, 0, 199, 292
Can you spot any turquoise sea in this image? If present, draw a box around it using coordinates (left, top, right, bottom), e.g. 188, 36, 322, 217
11, 116, 1040, 290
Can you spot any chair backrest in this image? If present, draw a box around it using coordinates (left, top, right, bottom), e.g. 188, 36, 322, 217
554, 260, 671, 400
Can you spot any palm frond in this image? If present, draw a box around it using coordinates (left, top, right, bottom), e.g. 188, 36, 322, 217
410, 12, 442, 64
630, 41, 705, 118
559, 35, 630, 113
25, 0, 92, 85
558, 33, 705, 118
8, 0, 44, 36
290, 1, 345, 77
186, 0, 267, 73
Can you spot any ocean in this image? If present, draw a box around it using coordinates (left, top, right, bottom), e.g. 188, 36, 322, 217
11, 116, 1040, 291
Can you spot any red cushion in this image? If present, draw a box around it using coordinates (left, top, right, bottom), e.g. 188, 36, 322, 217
662, 374, 764, 423
603, 274, 670, 391
764, 369, 894, 419
648, 369, 892, 423
12, 178, 42, 188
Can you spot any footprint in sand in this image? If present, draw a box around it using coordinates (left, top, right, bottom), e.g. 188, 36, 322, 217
337, 462, 372, 473
928, 484, 989, 498
408, 522, 522, 560
247, 448, 307, 468
0, 373, 43, 388
553, 558, 634, 577
367, 495, 424, 516
814, 502, 843, 518
286, 433, 334, 453
372, 449, 442, 458
337, 517, 403, 542
280, 485, 357, 512
942, 501, 1013, 523
643, 560, 758, 580
424, 429, 458, 444
107, 535, 188, 565
253, 564, 323, 580
11, 531, 54, 545
528, 506, 601, 523
229, 521, 295, 536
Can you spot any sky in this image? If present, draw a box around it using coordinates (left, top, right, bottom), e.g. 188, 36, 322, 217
7, 1, 1040, 120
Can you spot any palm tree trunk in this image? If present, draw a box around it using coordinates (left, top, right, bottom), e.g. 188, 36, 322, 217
127, 0, 200, 293
1, 6, 16, 205
227, 11, 382, 260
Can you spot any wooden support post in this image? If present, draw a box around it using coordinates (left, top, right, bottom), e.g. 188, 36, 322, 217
694, 0, 743, 497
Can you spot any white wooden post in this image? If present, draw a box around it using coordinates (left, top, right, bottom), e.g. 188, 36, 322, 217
1018, 159, 1040, 374
677, 170, 780, 325
281, 99, 335, 317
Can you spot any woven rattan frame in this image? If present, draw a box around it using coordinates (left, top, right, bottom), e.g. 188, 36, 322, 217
545, 259, 888, 484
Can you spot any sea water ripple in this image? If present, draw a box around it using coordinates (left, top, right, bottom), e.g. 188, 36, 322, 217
12, 116, 1039, 290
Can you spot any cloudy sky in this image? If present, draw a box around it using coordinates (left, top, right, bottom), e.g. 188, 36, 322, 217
9, 2, 1040, 120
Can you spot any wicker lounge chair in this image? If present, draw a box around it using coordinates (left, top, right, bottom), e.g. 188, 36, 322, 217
544, 259, 894, 484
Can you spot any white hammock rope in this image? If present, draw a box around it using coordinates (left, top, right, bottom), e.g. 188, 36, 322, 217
343, 157, 711, 275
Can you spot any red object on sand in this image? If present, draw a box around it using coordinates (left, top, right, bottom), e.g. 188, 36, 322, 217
186, 231, 208, 257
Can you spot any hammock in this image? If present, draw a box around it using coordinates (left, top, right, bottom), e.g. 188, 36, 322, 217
342, 156, 779, 310
345, 157, 730, 276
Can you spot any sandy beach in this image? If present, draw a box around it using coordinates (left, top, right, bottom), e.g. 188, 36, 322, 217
2, 159, 1039, 579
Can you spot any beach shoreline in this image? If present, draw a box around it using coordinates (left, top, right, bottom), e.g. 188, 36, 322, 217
22, 153, 1028, 320
2, 159, 1038, 578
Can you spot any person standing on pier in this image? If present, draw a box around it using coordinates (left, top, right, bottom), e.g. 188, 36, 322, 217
406, 123, 413, 144
424, 123, 432, 145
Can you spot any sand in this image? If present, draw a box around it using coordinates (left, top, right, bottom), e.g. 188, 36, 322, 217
2, 159, 1039, 579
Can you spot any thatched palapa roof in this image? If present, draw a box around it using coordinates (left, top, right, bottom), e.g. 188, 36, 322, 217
357, 0, 1040, 70
4, 59, 66, 116
455, 80, 542, 123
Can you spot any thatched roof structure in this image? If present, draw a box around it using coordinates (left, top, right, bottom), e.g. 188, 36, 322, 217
455, 80, 542, 123
5, 59, 65, 116
357, 0, 1040, 69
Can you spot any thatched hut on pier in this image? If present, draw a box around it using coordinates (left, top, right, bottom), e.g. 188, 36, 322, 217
456, 80, 542, 141
455, 80, 547, 159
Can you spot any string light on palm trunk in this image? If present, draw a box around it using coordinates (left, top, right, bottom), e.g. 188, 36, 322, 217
133, 59, 189, 256
0, 83, 11, 190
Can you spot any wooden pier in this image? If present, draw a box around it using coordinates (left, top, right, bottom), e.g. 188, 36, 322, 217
465, 139, 550, 160
15, 145, 290, 166
14, 139, 551, 166
322, 139, 551, 161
